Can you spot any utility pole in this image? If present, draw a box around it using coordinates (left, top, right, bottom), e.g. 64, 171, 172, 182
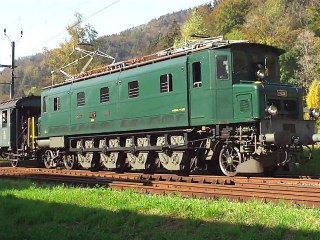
2, 28, 23, 99
10, 41, 15, 99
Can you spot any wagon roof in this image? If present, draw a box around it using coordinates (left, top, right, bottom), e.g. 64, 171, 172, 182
0, 96, 41, 110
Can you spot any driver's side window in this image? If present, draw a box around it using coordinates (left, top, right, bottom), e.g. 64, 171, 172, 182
216, 55, 229, 80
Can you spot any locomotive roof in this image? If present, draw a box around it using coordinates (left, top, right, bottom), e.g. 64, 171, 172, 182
217, 42, 284, 55
44, 40, 284, 91
0, 96, 41, 110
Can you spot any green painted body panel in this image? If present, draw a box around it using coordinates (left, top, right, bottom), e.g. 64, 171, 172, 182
40, 56, 189, 137
232, 82, 304, 122
39, 44, 303, 139
188, 51, 213, 125
233, 83, 261, 122
187, 49, 234, 125
214, 50, 233, 123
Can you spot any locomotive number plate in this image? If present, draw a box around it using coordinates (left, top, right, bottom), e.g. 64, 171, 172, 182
277, 90, 287, 97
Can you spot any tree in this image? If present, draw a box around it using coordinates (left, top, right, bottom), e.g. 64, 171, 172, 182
307, 1, 320, 36
294, 30, 320, 89
46, 12, 100, 83
306, 80, 320, 109
164, 20, 181, 48
147, 20, 181, 53
180, 9, 208, 42
306, 80, 320, 129
241, 0, 296, 48
196, 4, 216, 36
279, 50, 299, 85
214, 0, 253, 36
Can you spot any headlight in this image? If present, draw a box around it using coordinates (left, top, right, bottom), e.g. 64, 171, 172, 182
309, 108, 320, 119
266, 105, 278, 116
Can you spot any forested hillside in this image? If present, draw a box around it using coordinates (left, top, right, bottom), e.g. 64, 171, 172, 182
0, 0, 319, 106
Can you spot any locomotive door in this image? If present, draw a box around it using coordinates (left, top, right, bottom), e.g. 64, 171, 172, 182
214, 50, 233, 121
188, 52, 213, 126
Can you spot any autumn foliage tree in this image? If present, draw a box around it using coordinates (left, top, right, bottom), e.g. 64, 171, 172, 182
294, 30, 320, 89
212, 0, 253, 37
175, 9, 208, 46
46, 12, 99, 84
306, 80, 320, 129
306, 80, 320, 110
241, 0, 296, 48
307, 1, 320, 36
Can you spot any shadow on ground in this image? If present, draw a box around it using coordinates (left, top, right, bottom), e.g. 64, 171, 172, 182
0, 180, 318, 240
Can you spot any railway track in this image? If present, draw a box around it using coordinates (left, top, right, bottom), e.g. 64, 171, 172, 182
0, 167, 320, 208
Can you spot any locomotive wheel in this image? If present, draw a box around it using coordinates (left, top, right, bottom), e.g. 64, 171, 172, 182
43, 150, 56, 169
10, 157, 19, 167
63, 154, 78, 170
219, 144, 242, 176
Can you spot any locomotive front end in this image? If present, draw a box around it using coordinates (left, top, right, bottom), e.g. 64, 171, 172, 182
229, 43, 319, 174
254, 83, 320, 171
260, 85, 318, 147
232, 81, 319, 174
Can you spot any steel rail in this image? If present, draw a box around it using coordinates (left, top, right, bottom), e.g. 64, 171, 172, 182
0, 167, 320, 208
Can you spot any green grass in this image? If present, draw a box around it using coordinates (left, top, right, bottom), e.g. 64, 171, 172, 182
288, 147, 320, 175
0, 179, 319, 240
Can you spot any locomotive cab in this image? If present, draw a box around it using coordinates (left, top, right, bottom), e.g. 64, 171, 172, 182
231, 43, 282, 84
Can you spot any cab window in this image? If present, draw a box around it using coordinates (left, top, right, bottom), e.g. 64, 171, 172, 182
43, 96, 47, 113
54, 97, 61, 111
192, 62, 202, 88
2, 110, 7, 128
216, 55, 229, 80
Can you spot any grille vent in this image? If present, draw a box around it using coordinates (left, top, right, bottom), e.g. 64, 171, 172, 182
240, 99, 249, 112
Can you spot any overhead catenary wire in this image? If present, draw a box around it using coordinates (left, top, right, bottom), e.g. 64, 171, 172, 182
1, 0, 120, 63
42, 0, 121, 47
41, 0, 218, 48
0, 0, 90, 63
0, 0, 211, 63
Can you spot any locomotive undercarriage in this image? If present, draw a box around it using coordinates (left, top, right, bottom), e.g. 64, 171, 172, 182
32, 122, 313, 176
67, 130, 193, 173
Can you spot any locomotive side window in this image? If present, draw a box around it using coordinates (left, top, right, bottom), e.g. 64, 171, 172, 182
77, 92, 86, 106
160, 74, 173, 93
2, 110, 7, 128
233, 50, 248, 81
216, 55, 229, 80
53, 97, 61, 111
100, 87, 110, 103
43, 96, 47, 113
128, 81, 139, 98
192, 62, 202, 88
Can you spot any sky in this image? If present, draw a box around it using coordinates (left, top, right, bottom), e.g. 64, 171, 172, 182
0, 0, 210, 66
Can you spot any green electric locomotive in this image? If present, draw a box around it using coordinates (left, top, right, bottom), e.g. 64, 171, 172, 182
8, 37, 320, 176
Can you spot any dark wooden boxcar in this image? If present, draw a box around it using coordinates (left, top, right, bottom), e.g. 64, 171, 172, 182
0, 96, 41, 165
